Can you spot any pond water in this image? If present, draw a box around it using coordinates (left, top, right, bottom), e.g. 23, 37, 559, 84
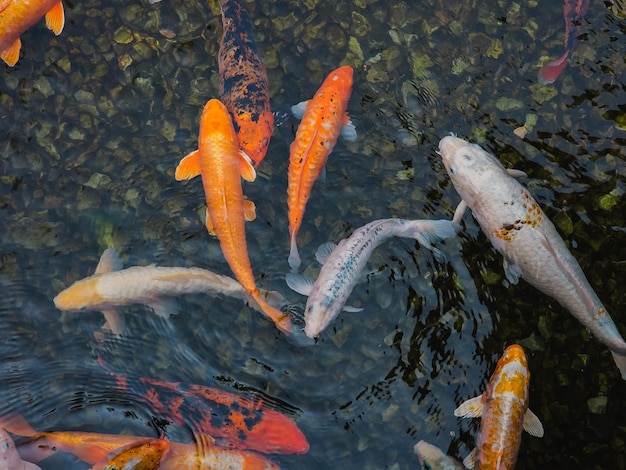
1, 0, 626, 468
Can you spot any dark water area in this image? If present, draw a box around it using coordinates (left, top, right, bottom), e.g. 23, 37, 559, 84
2, 0, 626, 468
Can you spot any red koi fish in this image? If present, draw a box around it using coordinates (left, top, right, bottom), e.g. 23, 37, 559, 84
537, 0, 590, 84
218, 0, 274, 167
101, 361, 309, 455
454, 345, 544, 469
89, 438, 170, 470
3, 414, 281, 470
175, 99, 293, 334
287, 65, 357, 271
0, 0, 65, 66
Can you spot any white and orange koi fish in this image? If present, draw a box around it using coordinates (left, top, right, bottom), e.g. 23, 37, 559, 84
439, 135, 626, 380
287, 65, 357, 271
175, 98, 292, 334
54, 248, 286, 335
286, 218, 457, 339
454, 345, 544, 469
0, 0, 65, 66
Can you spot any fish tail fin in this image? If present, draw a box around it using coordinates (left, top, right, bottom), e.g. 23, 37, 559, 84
0, 413, 38, 437
288, 232, 301, 272
412, 219, 459, 261
537, 49, 571, 85
252, 290, 293, 334
611, 351, 626, 381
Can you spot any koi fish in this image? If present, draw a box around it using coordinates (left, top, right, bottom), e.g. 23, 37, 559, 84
454, 345, 544, 469
287, 65, 357, 271
439, 135, 626, 379
3, 414, 280, 469
0, 0, 64, 66
218, 0, 273, 167
413, 440, 463, 470
537, 0, 590, 84
0, 427, 40, 470
89, 438, 170, 470
100, 362, 309, 455
175, 99, 293, 334
53, 248, 287, 335
286, 218, 457, 338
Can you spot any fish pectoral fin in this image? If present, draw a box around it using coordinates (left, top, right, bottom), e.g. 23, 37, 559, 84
175, 149, 201, 180
342, 305, 363, 313
523, 408, 545, 437
503, 257, 522, 285
290, 100, 310, 119
95, 248, 124, 274
45, 0, 65, 35
315, 242, 337, 265
340, 116, 357, 142
507, 168, 527, 178
101, 309, 125, 336
243, 199, 256, 222
285, 273, 314, 296
239, 150, 257, 182
1, 38, 21, 67
462, 448, 477, 469
24, 462, 42, 470
453, 395, 484, 418
205, 207, 216, 235
149, 298, 179, 318
452, 200, 468, 226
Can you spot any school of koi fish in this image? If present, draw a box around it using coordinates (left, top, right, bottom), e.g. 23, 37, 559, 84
1, 0, 620, 468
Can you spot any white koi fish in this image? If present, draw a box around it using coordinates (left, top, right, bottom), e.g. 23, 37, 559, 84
54, 249, 286, 335
286, 218, 458, 338
439, 135, 626, 379
0, 427, 40, 470
414, 440, 463, 470
454, 345, 544, 469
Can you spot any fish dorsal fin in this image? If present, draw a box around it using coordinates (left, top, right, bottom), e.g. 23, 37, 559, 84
315, 242, 337, 265
205, 207, 216, 235
290, 100, 310, 119
454, 395, 484, 418
462, 448, 476, 469
239, 150, 257, 182
243, 199, 256, 222
523, 408, 545, 437
175, 149, 201, 181
95, 248, 123, 275
285, 273, 314, 296
507, 168, 527, 178
503, 257, 522, 285
45, 1, 64, 35
102, 310, 124, 336
340, 116, 357, 142
1, 39, 21, 67
149, 298, 179, 318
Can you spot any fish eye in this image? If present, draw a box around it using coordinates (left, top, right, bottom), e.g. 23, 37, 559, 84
448, 165, 456, 175
78, 306, 86, 311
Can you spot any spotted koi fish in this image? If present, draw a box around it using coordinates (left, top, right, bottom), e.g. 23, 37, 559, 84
99, 360, 310, 455
439, 135, 626, 380
537, 0, 590, 84
454, 345, 544, 469
218, 0, 274, 167
0, 0, 64, 66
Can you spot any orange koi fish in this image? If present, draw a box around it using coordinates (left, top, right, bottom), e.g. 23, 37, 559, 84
0, 0, 65, 66
454, 345, 544, 469
537, 0, 590, 84
101, 360, 310, 455
175, 99, 292, 334
89, 438, 170, 470
287, 65, 357, 271
3, 414, 281, 469
218, 0, 274, 167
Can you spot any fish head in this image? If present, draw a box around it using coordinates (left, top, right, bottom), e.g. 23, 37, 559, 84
489, 344, 530, 402
302, 296, 338, 340
414, 440, 463, 470
438, 136, 507, 206
199, 99, 239, 148
53, 277, 103, 312
0, 428, 25, 468
325, 65, 354, 98
240, 408, 309, 455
